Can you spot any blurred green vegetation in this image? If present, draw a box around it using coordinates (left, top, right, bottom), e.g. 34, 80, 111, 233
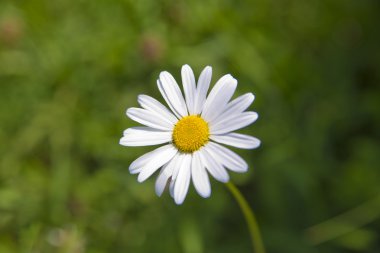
0, 0, 379, 252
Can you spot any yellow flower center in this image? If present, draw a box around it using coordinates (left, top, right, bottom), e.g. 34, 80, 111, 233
172, 115, 209, 153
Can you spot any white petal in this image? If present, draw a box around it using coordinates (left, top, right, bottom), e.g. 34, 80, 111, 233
129, 144, 173, 174
212, 93, 255, 125
210, 133, 261, 149
154, 153, 185, 197
127, 108, 174, 131
171, 153, 185, 181
199, 147, 229, 183
155, 155, 178, 197
174, 154, 192, 205
169, 179, 175, 198
120, 127, 171, 146
191, 152, 211, 198
210, 111, 258, 135
167, 154, 191, 201
155, 166, 170, 197
138, 94, 178, 124
158, 71, 188, 118
138, 145, 178, 182
207, 142, 248, 173
201, 75, 237, 122
181, 65, 196, 114
194, 66, 212, 114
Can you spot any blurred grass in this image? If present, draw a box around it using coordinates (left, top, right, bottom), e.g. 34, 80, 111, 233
0, 0, 379, 252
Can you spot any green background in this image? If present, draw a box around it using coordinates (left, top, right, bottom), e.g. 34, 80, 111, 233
0, 0, 379, 252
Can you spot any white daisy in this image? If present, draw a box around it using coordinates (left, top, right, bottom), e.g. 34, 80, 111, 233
120, 64, 260, 205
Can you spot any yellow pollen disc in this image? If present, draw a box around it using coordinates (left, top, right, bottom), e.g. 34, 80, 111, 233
172, 115, 210, 153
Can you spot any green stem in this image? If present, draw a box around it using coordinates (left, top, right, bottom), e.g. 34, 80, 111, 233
226, 182, 266, 253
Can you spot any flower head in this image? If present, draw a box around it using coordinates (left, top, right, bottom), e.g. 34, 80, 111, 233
120, 65, 260, 204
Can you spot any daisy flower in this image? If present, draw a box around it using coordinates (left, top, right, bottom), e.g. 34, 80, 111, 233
120, 65, 260, 205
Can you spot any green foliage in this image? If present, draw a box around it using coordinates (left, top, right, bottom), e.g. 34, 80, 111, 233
0, 0, 379, 252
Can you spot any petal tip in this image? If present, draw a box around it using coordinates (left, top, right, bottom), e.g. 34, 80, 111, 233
137, 173, 146, 183
241, 166, 249, 173
175, 198, 185, 205
119, 137, 127, 146
222, 178, 230, 183
129, 166, 140, 175
155, 188, 164, 197
247, 92, 255, 101
137, 94, 146, 101
203, 66, 212, 75
160, 71, 171, 79
200, 191, 211, 198
253, 139, 261, 149
126, 108, 134, 117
